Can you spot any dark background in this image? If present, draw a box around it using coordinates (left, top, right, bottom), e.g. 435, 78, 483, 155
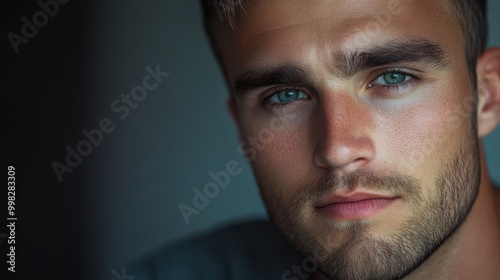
2, 0, 90, 279
2, 1, 499, 279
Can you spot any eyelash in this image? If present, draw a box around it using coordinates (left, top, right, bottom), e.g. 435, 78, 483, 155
260, 67, 422, 109
367, 67, 421, 92
260, 85, 309, 109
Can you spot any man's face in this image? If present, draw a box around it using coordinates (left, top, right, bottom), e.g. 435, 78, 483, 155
214, 0, 480, 279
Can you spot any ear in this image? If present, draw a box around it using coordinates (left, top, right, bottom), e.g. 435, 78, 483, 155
477, 47, 500, 138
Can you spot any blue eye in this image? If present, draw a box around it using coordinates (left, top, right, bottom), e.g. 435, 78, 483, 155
373, 72, 411, 85
269, 89, 308, 103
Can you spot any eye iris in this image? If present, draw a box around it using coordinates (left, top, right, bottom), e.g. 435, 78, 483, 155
278, 89, 300, 102
383, 72, 405, 84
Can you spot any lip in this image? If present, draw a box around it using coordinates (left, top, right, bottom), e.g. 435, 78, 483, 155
315, 192, 399, 220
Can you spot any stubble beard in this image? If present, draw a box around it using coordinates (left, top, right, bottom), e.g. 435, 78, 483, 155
263, 120, 480, 280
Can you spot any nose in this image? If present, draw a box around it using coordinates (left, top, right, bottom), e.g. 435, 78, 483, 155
313, 92, 376, 171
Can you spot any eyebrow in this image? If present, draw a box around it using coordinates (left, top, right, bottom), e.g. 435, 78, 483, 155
233, 64, 314, 96
232, 39, 449, 96
334, 39, 449, 78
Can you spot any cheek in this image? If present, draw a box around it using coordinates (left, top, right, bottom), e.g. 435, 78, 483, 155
377, 85, 474, 188
240, 110, 316, 200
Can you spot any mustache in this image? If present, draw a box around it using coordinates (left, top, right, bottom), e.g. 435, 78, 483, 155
295, 169, 422, 206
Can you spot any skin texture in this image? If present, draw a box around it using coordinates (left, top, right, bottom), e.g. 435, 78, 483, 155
210, 0, 500, 279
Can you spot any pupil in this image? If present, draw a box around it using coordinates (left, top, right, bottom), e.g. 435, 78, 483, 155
280, 90, 297, 101
385, 73, 404, 84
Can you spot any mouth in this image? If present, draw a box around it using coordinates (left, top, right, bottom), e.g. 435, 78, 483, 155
315, 192, 400, 221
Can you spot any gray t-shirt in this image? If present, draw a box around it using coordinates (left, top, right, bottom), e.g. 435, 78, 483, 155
129, 220, 305, 280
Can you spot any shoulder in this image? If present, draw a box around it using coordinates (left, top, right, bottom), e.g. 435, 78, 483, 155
128, 219, 303, 280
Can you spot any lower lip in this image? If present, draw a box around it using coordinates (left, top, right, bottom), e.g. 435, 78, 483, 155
317, 198, 398, 220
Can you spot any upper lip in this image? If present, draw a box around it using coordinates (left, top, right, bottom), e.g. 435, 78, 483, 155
315, 192, 398, 208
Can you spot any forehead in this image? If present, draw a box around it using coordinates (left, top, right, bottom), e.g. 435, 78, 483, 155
213, 0, 463, 79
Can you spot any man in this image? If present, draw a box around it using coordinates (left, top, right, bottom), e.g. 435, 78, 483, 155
131, 0, 500, 279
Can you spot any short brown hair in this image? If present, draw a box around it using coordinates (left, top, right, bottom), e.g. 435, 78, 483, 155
201, 0, 488, 85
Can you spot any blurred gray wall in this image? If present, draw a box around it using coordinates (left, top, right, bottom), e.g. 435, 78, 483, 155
87, 1, 500, 277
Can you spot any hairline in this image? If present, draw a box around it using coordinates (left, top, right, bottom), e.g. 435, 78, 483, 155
202, 0, 487, 88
